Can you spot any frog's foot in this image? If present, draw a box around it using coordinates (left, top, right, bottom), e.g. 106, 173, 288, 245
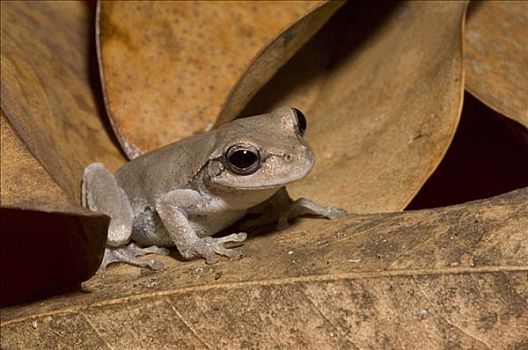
183, 232, 247, 265
278, 198, 348, 229
96, 242, 170, 274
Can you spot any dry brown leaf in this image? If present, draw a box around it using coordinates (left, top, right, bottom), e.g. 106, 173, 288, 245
2, 188, 526, 348
0, 1, 121, 305
1, 1, 126, 203
216, 1, 346, 126
231, 2, 467, 213
465, 1, 528, 127
98, 1, 343, 158
1, 114, 109, 306
1, 114, 74, 212
1, 2, 526, 347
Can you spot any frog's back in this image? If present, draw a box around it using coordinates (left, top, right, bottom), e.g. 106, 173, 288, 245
115, 131, 217, 209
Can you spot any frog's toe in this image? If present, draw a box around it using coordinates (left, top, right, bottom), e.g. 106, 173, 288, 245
96, 248, 119, 274
219, 247, 244, 261
186, 233, 247, 264
126, 242, 170, 256
203, 250, 220, 265
288, 198, 348, 220
324, 206, 348, 219
216, 232, 247, 244
209, 243, 244, 261
144, 258, 164, 270
212, 232, 246, 260
96, 243, 167, 274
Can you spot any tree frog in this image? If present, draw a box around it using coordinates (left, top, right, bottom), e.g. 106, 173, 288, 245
82, 107, 346, 272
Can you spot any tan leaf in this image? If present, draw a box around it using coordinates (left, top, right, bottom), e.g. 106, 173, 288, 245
232, 2, 466, 213
1, 113, 74, 212
1, 114, 108, 306
465, 1, 528, 127
1, 1, 525, 347
0, 1, 119, 305
1, 1, 126, 203
2, 188, 526, 348
98, 1, 343, 158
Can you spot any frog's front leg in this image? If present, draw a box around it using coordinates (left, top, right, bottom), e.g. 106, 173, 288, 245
155, 189, 247, 264
245, 187, 347, 230
83, 163, 169, 273
276, 188, 347, 229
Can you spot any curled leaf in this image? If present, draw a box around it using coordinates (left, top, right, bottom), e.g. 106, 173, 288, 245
98, 1, 342, 158
465, 1, 528, 127
1, 114, 74, 212
1, 115, 108, 306
1, 1, 126, 203
238, 2, 467, 213
0, 1, 119, 305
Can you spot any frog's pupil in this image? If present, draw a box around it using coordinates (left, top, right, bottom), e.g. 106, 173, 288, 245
229, 150, 257, 169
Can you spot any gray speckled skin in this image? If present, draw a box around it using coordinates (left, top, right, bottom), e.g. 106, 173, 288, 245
82, 107, 346, 271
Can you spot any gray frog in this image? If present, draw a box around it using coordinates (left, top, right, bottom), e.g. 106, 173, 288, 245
83, 107, 346, 272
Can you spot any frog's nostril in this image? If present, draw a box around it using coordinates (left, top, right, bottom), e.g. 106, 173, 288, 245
292, 108, 307, 136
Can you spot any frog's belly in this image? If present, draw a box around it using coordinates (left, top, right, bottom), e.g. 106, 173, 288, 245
130, 206, 246, 247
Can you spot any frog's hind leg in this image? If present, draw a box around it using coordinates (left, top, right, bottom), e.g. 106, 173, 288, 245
82, 163, 134, 247
83, 163, 170, 273
96, 243, 169, 274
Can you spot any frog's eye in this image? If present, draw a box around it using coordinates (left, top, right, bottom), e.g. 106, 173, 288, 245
226, 145, 261, 175
293, 108, 307, 136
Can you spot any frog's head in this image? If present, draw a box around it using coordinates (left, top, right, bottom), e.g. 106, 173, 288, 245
206, 106, 315, 191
